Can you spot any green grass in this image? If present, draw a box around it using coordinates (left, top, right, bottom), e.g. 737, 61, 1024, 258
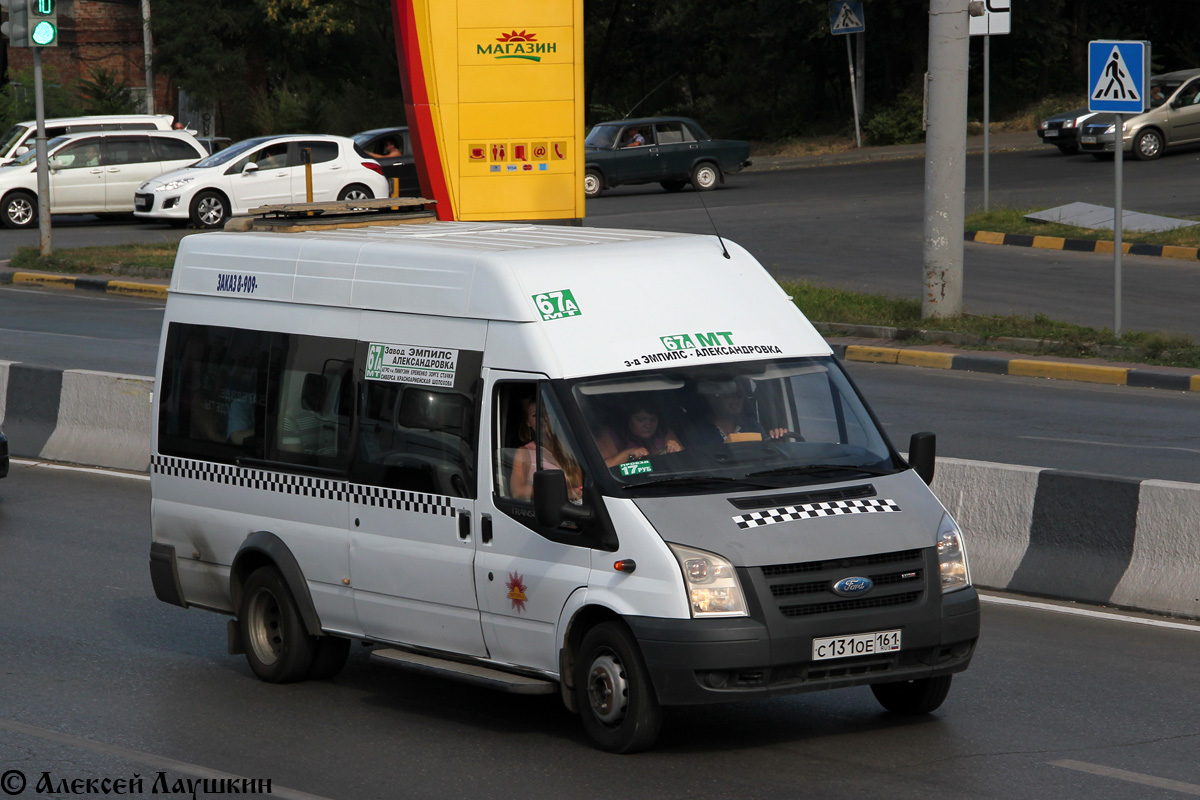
8, 242, 180, 274
966, 206, 1200, 247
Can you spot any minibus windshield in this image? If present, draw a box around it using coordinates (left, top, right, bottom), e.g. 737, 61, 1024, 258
569, 356, 898, 493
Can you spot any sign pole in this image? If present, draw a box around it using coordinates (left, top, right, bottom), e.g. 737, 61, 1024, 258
983, 34, 990, 211
847, 35, 862, 148
1114, 112, 1123, 338
32, 46, 51, 258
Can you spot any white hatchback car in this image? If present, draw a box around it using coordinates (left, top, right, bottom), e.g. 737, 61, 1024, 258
134, 134, 390, 228
0, 129, 207, 228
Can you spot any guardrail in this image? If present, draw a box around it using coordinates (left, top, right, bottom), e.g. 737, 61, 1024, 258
1, 360, 1195, 620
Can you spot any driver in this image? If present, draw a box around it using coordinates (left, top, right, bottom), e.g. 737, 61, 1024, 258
686, 380, 788, 446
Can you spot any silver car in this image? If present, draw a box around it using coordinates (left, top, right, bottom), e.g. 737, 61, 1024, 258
1078, 68, 1200, 160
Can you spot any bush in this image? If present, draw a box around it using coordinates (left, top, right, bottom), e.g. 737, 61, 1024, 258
863, 91, 925, 146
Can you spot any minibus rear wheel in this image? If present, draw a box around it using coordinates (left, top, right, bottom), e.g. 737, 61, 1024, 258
575, 622, 662, 753
239, 566, 317, 683
870, 674, 953, 714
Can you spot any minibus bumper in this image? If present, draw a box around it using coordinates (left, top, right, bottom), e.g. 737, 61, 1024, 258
624, 586, 979, 706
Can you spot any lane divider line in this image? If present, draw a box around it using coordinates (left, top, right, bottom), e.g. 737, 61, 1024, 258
1050, 759, 1200, 796
980, 593, 1200, 633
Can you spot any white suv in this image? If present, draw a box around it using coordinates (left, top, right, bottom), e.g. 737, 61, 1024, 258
134, 134, 390, 228
0, 129, 207, 229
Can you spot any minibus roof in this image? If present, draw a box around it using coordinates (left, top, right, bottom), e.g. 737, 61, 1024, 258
171, 221, 832, 372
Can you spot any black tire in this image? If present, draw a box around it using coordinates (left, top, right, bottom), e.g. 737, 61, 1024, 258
1055, 144, 1079, 155
239, 566, 317, 683
871, 674, 953, 715
660, 179, 687, 192
338, 183, 374, 202
1091, 152, 1114, 161
690, 162, 721, 192
1133, 128, 1163, 161
1, 191, 37, 229
575, 621, 662, 753
308, 635, 351, 680
584, 169, 604, 198
189, 190, 230, 229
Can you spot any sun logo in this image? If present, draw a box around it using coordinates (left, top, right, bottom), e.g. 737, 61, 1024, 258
496, 30, 537, 43
506, 572, 529, 613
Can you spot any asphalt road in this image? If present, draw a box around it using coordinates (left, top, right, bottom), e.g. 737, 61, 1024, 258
1, 464, 1198, 799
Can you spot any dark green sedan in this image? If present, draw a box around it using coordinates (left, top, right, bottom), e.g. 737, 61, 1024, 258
583, 117, 751, 197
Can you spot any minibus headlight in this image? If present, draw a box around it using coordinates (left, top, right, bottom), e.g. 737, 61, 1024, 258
937, 515, 971, 593
668, 543, 748, 617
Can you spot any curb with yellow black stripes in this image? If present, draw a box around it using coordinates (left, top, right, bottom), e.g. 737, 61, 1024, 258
0, 270, 166, 300
831, 343, 1200, 392
965, 229, 1200, 261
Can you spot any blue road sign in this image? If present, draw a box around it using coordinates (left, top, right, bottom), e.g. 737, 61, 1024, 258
1088, 40, 1149, 114
829, 0, 864, 35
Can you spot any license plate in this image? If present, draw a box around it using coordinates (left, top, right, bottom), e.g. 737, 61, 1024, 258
1081, 135, 1097, 144
1044, 129, 1059, 137
812, 629, 901, 661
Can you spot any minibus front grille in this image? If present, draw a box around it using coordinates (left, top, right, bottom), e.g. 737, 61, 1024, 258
758, 548, 927, 618
778, 591, 922, 618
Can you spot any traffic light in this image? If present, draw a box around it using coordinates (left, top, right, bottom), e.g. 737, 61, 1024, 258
28, 0, 54, 47
1, 0, 30, 49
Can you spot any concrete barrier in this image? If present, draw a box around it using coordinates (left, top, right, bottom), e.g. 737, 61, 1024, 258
1, 362, 1197, 619
0, 362, 151, 472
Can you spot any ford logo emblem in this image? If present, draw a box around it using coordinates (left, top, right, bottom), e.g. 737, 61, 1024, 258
832, 576, 873, 596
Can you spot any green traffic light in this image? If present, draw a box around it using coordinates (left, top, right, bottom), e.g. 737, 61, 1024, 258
30, 18, 54, 45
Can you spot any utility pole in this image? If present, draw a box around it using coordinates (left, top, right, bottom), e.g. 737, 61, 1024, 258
141, 0, 154, 114
921, 0, 973, 319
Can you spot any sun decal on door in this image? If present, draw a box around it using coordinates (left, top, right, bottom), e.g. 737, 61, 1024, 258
506, 571, 529, 613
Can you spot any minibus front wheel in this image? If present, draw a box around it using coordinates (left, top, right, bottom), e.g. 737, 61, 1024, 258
575, 621, 662, 753
870, 674, 953, 715
239, 566, 317, 683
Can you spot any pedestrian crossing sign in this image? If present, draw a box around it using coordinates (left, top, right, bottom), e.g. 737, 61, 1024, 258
829, 0, 865, 35
1088, 40, 1149, 114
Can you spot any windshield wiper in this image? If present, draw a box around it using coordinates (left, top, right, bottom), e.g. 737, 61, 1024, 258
621, 475, 775, 491
746, 463, 895, 479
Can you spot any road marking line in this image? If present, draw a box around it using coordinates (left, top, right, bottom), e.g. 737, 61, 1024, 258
1017, 436, 1200, 455
0, 718, 333, 800
11, 458, 149, 481
980, 593, 1200, 633
1051, 759, 1200, 796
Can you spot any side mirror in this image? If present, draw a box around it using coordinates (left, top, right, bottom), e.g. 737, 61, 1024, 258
14, 145, 28, 156
533, 469, 592, 529
47, 157, 65, 171
908, 432, 936, 485
242, 162, 259, 173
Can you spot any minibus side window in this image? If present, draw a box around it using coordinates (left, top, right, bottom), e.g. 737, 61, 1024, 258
352, 346, 482, 499
493, 382, 585, 506
264, 334, 356, 472
158, 322, 273, 462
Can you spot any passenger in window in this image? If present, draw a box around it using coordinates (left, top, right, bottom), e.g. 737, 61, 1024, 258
510, 397, 584, 503
280, 375, 325, 454
595, 398, 682, 466
367, 138, 401, 159
623, 128, 645, 148
687, 381, 787, 446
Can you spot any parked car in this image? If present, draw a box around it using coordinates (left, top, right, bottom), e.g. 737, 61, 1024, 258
352, 126, 419, 197
0, 130, 208, 229
0, 114, 179, 165
1036, 107, 1099, 154
1078, 68, 1200, 160
0, 428, 7, 479
196, 137, 233, 155
583, 116, 751, 197
134, 134, 390, 229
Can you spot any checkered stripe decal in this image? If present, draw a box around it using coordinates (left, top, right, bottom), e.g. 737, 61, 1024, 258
152, 455, 455, 517
733, 498, 901, 529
